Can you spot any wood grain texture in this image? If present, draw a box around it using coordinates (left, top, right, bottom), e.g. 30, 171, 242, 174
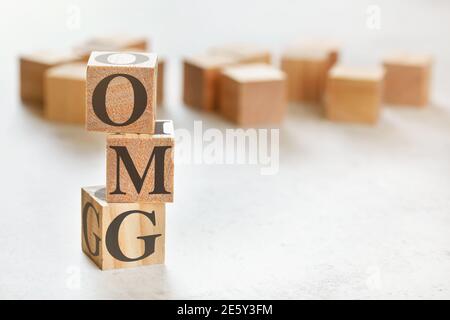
44, 63, 86, 123
20, 50, 83, 106
183, 53, 237, 111
81, 186, 165, 270
383, 54, 432, 107
157, 58, 164, 106
325, 66, 384, 124
92, 47, 164, 106
106, 120, 174, 203
219, 64, 287, 125
86, 51, 157, 134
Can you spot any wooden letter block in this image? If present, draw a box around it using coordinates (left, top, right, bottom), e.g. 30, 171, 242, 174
219, 64, 287, 125
75, 35, 149, 61
82, 186, 165, 270
86, 51, 157, 134
383, 54, 432, 107
157, 58, 165, 106
209, 44, 271, 64
281, 49, 329, 103
20, 50, 82, 106
44, 63, 86, 123
183, 53, 237, 111
106, 120, 174, 203
325, 66, 385, 124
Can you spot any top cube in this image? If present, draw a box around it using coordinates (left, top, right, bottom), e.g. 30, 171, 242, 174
86, 51, 157, 134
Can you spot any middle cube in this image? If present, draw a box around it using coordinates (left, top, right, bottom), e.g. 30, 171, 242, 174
107, 120, 174, 203
86, 51, 157, 134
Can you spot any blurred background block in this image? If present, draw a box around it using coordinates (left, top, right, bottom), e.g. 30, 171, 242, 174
44, 62, 86, 123
219, 64, 287, 125
74, 35, 149, 61
383, 53, 433, 107
208, 43, 271, 64
281, 48, 330, 104
285, 39, 340, 69
183, 53, 237, 111
20, 50, 83, 106
325, 66, 385, 124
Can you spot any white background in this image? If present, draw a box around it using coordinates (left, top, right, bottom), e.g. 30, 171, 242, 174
0, 0, 450, 299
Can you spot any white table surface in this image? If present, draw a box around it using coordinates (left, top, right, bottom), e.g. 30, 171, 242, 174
1, 0, 450, 299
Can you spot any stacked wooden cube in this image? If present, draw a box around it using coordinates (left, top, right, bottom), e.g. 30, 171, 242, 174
81, 51, 174, 270
183, 44, 288, 125
19, 36, 165, 124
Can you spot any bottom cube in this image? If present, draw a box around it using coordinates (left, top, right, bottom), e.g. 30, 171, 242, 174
81, 186, 165, 270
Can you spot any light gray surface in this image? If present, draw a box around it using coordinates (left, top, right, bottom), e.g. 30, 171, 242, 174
1, 0, 450, 299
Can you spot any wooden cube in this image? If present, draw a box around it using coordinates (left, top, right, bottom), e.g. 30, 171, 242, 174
325, 66, 385, 124
44, 63, 86, 123
75, 35, 148, 61
86, 51, 157, 134
209, 44, 271, 64
20, 50, 82, 106
183, 53, 237, 111
82, 185, 165, 270
219, 64, 287, 125
281, 49, 329, 103
88, 47, 164, 106
383, 54, 432, 107
106, 120, 174, 203
157, 58, 164, 106
286, 40, 340, 69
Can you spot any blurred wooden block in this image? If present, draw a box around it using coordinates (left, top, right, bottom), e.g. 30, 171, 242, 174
106, 120, 174, 203
219, 64, 287, 125
75, 35, 149, 61
157, 58, 164, 106
325, 66, 385, 124
44, 63, 86, 123
183, 53, 237, 110
86, 51, 157, 134
281, 49, 329, 103
383, 54, 432, 107
285, 39, 340, 69
20, 50, 82, 106
209, 44, 271, 64
82, 185, 165, 270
